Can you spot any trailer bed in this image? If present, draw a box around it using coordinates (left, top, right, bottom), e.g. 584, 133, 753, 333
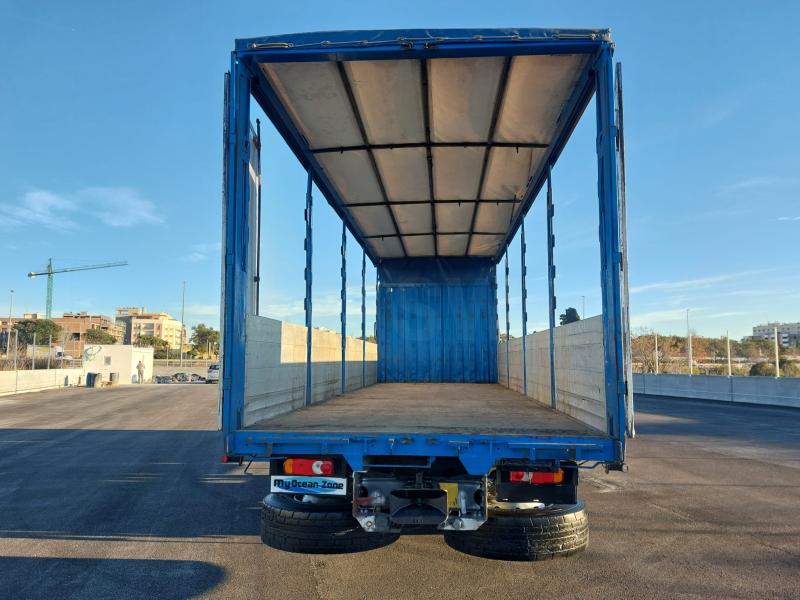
245, 383, 606, 437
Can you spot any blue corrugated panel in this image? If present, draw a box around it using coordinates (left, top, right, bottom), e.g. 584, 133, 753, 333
378, 258, 497, 383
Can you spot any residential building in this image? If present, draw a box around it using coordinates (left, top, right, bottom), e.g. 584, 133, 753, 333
0, 312, 123, 358
52, 313, 124, 357
752, 322, 800, 348
115, 307, 186, 350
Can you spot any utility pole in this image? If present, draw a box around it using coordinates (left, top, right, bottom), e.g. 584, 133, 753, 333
726, 331, 732, 377
581, 295, 586, 320
6, 289, 12, 356
180, 281, 186, 368
654, 332, 659, 374
774, 326, 780, 378
686, 309, 692, 376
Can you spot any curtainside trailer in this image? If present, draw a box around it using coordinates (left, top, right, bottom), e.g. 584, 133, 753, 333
220, 27, 633, 560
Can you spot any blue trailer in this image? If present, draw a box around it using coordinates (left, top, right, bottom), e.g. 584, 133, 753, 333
220, 27, 633, 560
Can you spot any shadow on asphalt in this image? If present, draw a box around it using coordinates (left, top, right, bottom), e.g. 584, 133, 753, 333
633, 394, 800, 449
0, 556, 225, 599
0, 428, 265, 541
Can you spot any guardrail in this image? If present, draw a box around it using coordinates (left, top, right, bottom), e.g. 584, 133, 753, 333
633, 373, 800, 409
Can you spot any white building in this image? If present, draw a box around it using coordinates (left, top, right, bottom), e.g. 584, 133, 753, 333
82, 344, 154, 384
752, 322, 800, 348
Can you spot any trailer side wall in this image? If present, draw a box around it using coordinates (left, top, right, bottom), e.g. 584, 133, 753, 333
243, 315, 378, 427
499, 316, 607, 432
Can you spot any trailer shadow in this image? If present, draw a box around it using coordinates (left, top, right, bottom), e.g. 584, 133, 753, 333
0, 428, 265, 541
0, 556, 225, 600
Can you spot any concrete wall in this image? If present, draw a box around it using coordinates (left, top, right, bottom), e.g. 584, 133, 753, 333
498, 316, 606, 432
634, 373, 800, 409
243, 315, 378, 427
0, 368, 84, 396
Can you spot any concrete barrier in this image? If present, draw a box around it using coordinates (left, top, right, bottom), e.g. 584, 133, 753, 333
634, 373, 800, 409
0, 368, 85, 396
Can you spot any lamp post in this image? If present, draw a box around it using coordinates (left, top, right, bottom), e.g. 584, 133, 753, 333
6, 289, 13, 356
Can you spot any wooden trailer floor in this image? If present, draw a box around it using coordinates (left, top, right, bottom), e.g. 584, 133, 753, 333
245, 383, 606, 437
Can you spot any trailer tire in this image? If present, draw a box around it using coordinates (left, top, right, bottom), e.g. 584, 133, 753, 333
260, 494, 399, 554
443, 501, 588, 561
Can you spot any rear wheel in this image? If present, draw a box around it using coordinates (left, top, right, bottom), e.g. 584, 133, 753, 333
444, 501, 588, 561
260, 493, 399, 554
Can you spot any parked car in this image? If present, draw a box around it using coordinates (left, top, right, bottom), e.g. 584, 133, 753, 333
206, 363, 220, 384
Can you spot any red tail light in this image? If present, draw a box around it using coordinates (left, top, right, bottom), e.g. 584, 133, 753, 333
509, 469, 564, 484
284, 458, 334, 476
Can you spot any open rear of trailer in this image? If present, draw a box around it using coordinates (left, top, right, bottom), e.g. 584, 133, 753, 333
220, 27, 633, 560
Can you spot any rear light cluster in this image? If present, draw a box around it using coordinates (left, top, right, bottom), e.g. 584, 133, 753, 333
283, 458, 334, 476
509, 469, 564, 484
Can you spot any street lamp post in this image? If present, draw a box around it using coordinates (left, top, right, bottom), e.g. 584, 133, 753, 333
6, 289, 13, 356
180, 281, 186, 368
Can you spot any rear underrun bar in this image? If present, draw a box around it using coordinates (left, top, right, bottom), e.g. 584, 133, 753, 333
466, 56, 513, 256
336, 62, 407, 257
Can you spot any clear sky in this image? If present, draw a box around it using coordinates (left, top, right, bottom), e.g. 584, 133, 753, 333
1, 1, 798, 339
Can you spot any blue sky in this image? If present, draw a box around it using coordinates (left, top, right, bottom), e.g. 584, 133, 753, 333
1, 1, 798, 338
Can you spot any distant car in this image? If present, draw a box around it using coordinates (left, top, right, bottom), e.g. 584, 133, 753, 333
206, 363, 220, 383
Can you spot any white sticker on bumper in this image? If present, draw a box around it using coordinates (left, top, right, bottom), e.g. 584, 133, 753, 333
270, 476, 347, 496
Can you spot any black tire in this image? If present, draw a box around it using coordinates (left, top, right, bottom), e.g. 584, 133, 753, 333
260, 493, 399, 554
444, 501, 588, 561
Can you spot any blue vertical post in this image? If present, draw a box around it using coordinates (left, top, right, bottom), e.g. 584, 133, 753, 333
520, 218, 528, 396
221, 56, 251, 440
340, 223, 347, 394
304, 172, 313, 407
596, 46, 627, 457
546, 165, 557, 409
361, 250, 366, 388
504, 251, 510, 387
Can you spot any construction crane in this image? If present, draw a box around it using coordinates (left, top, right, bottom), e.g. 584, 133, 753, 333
27, 258, 128, 319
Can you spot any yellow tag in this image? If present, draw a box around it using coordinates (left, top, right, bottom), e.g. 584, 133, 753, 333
439, 482, 459, 509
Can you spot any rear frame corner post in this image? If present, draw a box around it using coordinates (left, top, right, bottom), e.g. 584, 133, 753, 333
520, 218, 528, 397
546, 164, 557, 409
304, 170, 314, 407
341, 222, 347, 394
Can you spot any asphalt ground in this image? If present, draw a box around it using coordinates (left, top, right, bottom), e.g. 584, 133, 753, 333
0, 385, 797, 599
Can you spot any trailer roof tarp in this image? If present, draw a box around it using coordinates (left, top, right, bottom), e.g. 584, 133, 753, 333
237, 28, 610, 263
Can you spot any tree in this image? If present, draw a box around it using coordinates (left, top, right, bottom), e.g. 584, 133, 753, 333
190, 323, 220, 357
13, 319, 62, 346
85, 328, 117, 344
136, 335, 169, 350
750, 360, 800, 377
559, 307, 581, 325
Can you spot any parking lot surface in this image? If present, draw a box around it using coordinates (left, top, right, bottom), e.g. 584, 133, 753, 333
0, 385, 797, 599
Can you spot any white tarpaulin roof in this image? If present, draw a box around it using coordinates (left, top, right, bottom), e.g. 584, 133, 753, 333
259, 53, 592, 259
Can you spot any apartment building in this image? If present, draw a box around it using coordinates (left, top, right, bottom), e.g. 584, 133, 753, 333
752, 322, 800, 348
115, 307, 186, 350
